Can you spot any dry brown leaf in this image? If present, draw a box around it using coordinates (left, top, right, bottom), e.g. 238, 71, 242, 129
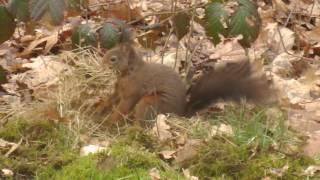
210, 123, 234, 137
182, 169, 199, 180
209, 36, 246, 62
101, 1, 142, 22
80, 144, 107, 156
269, 163, 289, 177
266, 23, 295, 54
20, 35, 35, 43
44, 31, 59, 54
288, 101, 320, 156
175, 139, 202, 166
18, 32, 59, 57
274, 75, 312, 104
8, 56, 68, 100
149, 168, 161, 180
0, 138, 16, 147
1, 169, 14, 177
303, 131, 320, 157
159, 150, 176, 160
150, 48, 188, 72
261, 177, 271, 180
303, 165, 320, 176
152, 114, 172, 141
271, 52, 297, 77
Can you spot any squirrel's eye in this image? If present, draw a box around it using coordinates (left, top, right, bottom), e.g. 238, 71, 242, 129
110, 56, 117, 63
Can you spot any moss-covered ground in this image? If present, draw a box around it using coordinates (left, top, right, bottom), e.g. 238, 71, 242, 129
1, 51, 318, 179
0, 106, 319, 179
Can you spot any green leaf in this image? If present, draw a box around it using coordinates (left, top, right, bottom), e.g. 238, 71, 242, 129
205, 2, 228, 45
71, 24, 97, 48
238, 0, 256, 11
99, 19, 125, 49
7, 0, 30, 22
228, 0, 261, 47
67, 0, 83, 13
30, 0, 65, 25
172, 12, 190, 40
30, 0, 48, 21
0, 6, 16, 44
0, 65, 8, 85
49, 0, 65, 25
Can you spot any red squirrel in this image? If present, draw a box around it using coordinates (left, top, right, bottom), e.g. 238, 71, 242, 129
102, 28, 273, 125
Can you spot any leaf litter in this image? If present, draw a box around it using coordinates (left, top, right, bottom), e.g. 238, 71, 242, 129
0, 0, 320, 179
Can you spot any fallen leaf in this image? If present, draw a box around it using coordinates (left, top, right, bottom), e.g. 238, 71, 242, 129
273, 75, 312, 104
80, 144, 107, 156
20, 56, 67, 88
101, 1, 142, 22
182, 169, 199, 180
0, 138, 16, 147
210, 123, 234, 137
1, 169, 14, 177
152, 114, 172, 141
44, 31, 59, 54
303, 130, 320, 157
175, 139, 202, 166
209, 36, 247, 62
18, 31, 59, 57
159, 150, 176, 160
149, 168, 161, 180
266, 23, 295, 54
269, 163, 289, 177
303, 165, 320, 176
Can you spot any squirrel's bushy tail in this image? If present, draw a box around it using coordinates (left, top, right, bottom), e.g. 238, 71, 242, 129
185, 60, 275, 116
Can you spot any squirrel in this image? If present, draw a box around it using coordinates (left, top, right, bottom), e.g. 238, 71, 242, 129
101, 28, 273, 125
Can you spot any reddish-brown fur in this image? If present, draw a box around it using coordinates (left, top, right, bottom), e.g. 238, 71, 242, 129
101, 29, 274, 125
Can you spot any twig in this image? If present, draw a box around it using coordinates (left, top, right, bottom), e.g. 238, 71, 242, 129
276, 26, 313, 61
5, 138, 23, 157
128, 3, 205, 25
161, 29, 174, 64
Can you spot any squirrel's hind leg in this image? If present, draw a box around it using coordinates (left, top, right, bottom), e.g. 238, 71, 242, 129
134, 95, 160, 127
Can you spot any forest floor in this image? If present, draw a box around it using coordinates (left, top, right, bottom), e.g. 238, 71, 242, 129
1, 0, 320, 179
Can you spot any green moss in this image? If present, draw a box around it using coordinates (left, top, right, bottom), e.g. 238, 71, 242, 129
1, 106, 318, 179
122, 126, 157, 150
189, 138, 316, 179
0, 118, 28, 141
189, 137, 247, 179
37, 155, 109, 180
241, 154, 316, 179
187, 107, 319, 179
0, 118, 77, 179
37, 143, 183, 180
204, 107, 294, 152
110, 143, 159, 169
190, 121, 211, 139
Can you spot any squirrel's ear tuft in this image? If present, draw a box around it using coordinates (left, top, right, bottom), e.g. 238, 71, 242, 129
119, 43, 137, 60
119, 27, 135, 44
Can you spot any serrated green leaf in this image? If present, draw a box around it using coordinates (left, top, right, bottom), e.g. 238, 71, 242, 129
228, 1, 261, 48
0, 6, 16, 44
71, 24, 97, 48
172, 12, 190, 40
67, 0, 83, 13
49, 0, 65, 25
99, 19, 125, 49
30, 0, 65, 25
30, 0, 48, 21
100, 24, 119, 49
7, 0, 30, 22
238, 0, 256, 11
205, 2, 228, 45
